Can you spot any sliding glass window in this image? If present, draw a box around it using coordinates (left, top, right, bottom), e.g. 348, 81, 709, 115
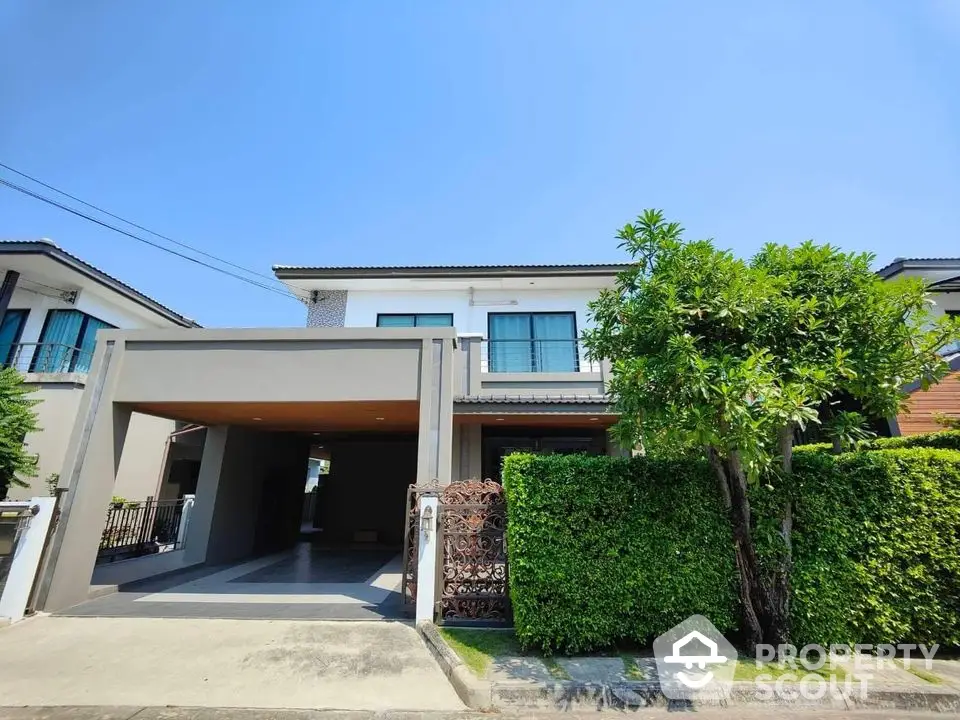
376, 313, 454, 327
487, 312, 578, 372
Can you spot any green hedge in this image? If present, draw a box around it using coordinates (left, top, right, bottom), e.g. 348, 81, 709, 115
502, 454, 737, 654
787, 448, 960, 646
503, 447, 960, 652
796, 429, 960, 454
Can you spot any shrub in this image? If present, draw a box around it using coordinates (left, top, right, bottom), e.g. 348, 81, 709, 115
503, 447, 960, 652
795, 429, 960, 455
502, 453, 737, 654
786, 448, 960, 646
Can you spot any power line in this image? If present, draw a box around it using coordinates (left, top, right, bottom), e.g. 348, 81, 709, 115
0, 161, 290, 291
0, 177, 300, 301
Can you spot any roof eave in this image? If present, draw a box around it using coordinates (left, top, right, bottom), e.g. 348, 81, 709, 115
273, 264, 629, 281
0, 240, 199, 328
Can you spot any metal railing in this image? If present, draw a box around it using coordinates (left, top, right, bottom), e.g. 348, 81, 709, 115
98, 497, 186, 563
1, 342, 93, 375
480, 338, 601, 373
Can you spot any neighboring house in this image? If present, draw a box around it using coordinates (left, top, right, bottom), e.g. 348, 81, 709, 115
0, 239, 199, 500
39, 262, 630, 611
878, 257, 960, 435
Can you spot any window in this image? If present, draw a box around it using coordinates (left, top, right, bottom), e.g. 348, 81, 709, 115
376, 313, 453, 327
32, 310, 115, 373
487, 312, 578, 372
0, 309, 28, 366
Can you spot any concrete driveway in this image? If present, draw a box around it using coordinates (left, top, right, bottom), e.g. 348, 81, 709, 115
0, 616, 463, 711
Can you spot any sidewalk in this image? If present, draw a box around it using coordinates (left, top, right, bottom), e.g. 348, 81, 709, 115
0, 709, 952, 720
420, 624, 960, 714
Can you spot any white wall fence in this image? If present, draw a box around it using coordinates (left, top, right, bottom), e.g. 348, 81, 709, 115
0, 497, 56, 624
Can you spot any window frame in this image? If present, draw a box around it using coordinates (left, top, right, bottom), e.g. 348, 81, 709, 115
33, 309, 116, 373
0, 309, 29, 366
375, 313, 454, 328
486, 311, 579, 373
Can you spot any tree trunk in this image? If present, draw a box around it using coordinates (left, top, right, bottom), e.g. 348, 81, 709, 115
707, 434, 794, 652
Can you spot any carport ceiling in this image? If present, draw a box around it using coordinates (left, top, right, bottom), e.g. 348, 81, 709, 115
132, 400, 419, 431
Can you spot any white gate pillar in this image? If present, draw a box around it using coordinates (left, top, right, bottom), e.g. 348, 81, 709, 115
415, 493, 439, 623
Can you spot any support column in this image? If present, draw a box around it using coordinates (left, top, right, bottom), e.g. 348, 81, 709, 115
0, 270, 19, 319
181, 426, 228, 565
415, 493, 439, 623
417, 338, 454, 486
39, 340, 131, 612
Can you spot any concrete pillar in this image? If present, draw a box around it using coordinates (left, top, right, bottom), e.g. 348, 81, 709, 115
415, 493, 439, 622
39, 338, 131, 611
457, 334, 483, 396
417, 338, 454, 486
182, 426, 228, 565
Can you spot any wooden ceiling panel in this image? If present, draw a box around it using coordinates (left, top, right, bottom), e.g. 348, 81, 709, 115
132, 400, 419, 432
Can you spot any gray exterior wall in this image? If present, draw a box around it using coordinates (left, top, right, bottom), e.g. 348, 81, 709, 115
7, 382, 175, 501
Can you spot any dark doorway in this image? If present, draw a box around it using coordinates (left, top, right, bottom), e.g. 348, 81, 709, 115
482, 426, 607, 480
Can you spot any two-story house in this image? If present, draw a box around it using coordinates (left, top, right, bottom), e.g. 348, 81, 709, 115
0, 239, 198, 500
878, 257, 960, 435
38, 263, 625, 613
277, 263, 627, 481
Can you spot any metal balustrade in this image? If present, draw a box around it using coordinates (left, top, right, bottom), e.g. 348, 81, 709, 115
98, 498, 187, 563
0, 343, 93, 375
479, 338, 601, 373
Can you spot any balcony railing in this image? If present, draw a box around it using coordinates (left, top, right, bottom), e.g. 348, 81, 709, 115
480, 338, 601, 373
0, 342, 93, 375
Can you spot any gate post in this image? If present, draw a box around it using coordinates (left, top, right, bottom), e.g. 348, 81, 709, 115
415, 493, 439, 623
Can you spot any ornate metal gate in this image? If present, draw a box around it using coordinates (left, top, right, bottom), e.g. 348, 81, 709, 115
437, 479, 510, 624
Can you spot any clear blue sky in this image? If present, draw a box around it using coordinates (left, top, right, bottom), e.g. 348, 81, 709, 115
2, 1, 959, 327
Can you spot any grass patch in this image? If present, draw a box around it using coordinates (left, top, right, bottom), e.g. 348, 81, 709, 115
897, 659, 943, 684
621, 655, 649, 680
438, 628, 522, 678
733, 658, 847, 681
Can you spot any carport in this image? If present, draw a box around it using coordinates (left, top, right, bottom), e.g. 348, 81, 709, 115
36, 327, 456, 615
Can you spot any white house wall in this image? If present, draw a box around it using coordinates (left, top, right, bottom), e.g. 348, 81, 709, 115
338, 288, 603, 335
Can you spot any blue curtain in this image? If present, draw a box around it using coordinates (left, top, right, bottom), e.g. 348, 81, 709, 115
0, 310, 27, 366
35, 310, 84, 372
76, 317, 112, 372
489, 314, 533, 372
533, 314, 577, 372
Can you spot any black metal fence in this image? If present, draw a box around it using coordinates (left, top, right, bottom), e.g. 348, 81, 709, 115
98, 497, 186, 563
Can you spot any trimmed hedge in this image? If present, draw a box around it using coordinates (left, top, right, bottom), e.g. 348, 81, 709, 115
786, 448, 960, 646
795, 429, 960, 454
503, 446, 960, 653
502, 454, 737, 654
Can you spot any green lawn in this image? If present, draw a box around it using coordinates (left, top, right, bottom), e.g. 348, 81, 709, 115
438, 628, 522, 677
437, 628, 850, 684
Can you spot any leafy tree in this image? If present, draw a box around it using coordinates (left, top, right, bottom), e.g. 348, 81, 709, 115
584, 210, 960, 650
0, 367, 41, 500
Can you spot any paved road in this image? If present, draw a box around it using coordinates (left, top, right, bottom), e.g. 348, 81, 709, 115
0, 616, 463, 711
0, 708, 949, 719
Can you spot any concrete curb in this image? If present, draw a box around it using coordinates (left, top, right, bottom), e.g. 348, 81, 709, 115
418, 623, 960, 713
416, 622, 494, 711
